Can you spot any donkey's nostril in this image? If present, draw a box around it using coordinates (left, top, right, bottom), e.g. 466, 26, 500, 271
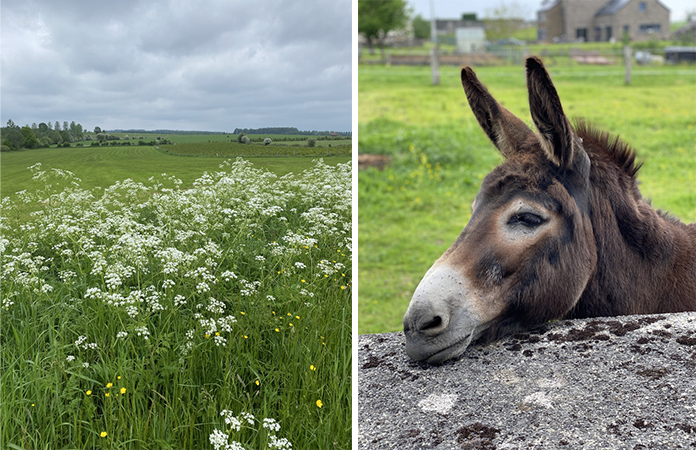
418, 315, 442, 332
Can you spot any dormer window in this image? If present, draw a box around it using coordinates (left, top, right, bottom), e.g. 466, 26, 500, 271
639, 2, 646, 12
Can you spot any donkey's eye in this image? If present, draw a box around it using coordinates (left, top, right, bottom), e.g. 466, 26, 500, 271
509, 213, 545, 228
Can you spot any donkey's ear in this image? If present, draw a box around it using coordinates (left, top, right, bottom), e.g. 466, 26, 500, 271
526, 56, 580, 169
461, 67, 533, 158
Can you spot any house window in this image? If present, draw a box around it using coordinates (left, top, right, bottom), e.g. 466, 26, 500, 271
639, 2, 646, 12
538, 28, 547, 40
576, 28, 587, 41
539, 12, 546, 23
639, 24, 661, 34
623, 25, 630, 34
606, 26, 612, 41
594, 27, 601, 41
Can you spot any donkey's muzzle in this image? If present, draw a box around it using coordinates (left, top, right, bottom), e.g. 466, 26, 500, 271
403, 265, 483, 364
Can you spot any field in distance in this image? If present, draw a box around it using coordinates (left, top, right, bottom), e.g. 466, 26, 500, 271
77, 131, 351, 146
1, 145, 351, 208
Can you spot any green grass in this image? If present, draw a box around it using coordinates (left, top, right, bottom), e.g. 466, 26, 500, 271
1, 159, 351, 449
160, 142, 350, 158
358, 63, 696, 334
1, 146, 350, 210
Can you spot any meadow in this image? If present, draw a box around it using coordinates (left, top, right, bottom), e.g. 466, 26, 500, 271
1, 153, 352, 448
1, 146, 350, 206
160, 142, 349, 159
358, 62, 696, 334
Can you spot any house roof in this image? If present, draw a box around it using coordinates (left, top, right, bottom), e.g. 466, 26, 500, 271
595, 0, 631, 16
538, 0, 560, 12
595, 0, 671, 16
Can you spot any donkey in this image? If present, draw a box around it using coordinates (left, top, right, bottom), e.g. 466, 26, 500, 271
403, 57, 696, 364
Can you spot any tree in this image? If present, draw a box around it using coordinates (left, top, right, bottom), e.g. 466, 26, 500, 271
2, 128, 24, 150
483, 2, 530, 42
55, 121, 61, 132
412, 14, 431, 40
358, 0, 409, 55
20, 126, 40, 149
94, 126, 102, 134
237, 132, 246, 143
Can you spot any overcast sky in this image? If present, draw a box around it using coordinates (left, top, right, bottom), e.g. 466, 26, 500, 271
1, 0, 352, 133
409, 0, 694, 22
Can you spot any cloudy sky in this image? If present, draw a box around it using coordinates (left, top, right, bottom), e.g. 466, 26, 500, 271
409, 0, 694, 22
1, 0, 352, 133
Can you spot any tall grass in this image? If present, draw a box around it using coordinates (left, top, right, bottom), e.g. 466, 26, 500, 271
1, 158, 351, 449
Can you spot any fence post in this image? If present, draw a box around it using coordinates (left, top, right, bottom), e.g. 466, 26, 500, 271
624, 45, 632, 85
430, 46, 440, 86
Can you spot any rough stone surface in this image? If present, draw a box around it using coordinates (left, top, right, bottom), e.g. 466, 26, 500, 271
358, 312, 696, 449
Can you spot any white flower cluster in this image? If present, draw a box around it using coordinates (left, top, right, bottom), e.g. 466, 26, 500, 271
134, 326, 150, 340
74, 335, 98, 350
316, 259, 345, 278
210, 411, 292, 450
239, 279, 261, 297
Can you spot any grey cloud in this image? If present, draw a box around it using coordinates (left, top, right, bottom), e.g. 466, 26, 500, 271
1, 0, 352, 132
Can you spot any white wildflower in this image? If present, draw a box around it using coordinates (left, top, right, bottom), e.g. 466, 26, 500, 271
221, 270, 238, 281
263, 418, 281, 432
220, 410, 241, 432
209, 429, 229, 450
207, 297, 226, 314
269, 435, 292, 449
134, 326, 150, 340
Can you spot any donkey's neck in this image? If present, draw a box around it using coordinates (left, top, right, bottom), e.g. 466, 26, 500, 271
573, 188, 696, 318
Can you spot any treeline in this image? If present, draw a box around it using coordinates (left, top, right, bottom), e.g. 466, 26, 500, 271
1, 119, 86, 151
233, 127, 351, 136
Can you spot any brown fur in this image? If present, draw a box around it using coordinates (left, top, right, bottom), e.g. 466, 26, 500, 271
456, 57, 696, 345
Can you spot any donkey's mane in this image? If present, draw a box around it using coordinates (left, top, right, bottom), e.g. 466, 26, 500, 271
573, 118, 642, 179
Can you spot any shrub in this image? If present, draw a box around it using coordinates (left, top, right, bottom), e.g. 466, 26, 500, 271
264, 138, 272, 146
307, 139, 316, 148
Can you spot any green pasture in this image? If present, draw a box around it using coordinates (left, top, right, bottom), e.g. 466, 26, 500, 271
358, 63, 696, 334
161, 142, 350, 158
1, 145, 351, 204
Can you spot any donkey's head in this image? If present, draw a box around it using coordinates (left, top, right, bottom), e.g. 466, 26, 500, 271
403, 57, 598, 364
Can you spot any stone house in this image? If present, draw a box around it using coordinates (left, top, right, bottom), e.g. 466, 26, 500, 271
537, 0, 670, 42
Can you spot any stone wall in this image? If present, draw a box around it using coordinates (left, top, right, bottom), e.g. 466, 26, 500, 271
359, 312, 696, 449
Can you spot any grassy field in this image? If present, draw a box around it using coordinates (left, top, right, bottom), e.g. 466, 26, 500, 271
1, 155, 352, 448
358, 63, 696, 334
160, 142, 349, 158
1, 146, 350, 204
